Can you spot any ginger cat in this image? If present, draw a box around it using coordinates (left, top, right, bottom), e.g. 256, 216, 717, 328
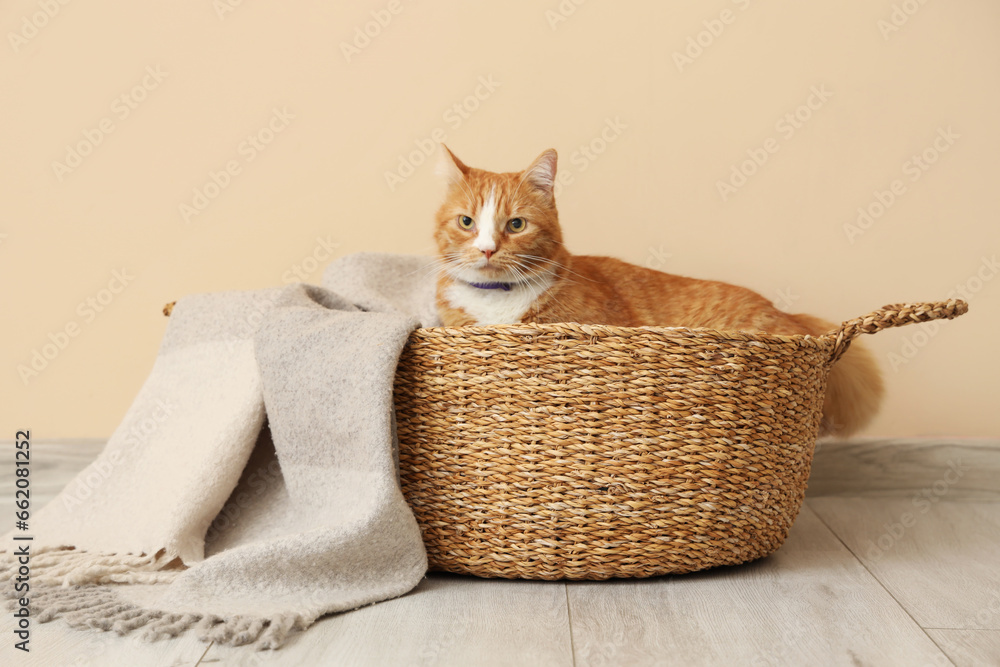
433, 146, 884, 436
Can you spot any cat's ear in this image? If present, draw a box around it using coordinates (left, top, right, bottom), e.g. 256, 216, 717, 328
524, 149, 558, 201
436, 144, 470, 184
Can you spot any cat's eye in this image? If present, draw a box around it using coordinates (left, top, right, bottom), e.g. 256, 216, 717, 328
458, 215, 474, 230
507, 218, 526, 233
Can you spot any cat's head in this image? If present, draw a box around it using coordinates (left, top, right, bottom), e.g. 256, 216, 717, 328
434, 146, 567, 285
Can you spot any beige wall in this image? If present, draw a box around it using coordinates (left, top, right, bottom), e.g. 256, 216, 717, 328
3, 1, 997, 438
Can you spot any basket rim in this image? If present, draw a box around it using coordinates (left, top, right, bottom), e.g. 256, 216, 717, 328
409, 321, 836, 349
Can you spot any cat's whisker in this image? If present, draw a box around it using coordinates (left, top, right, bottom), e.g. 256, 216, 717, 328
403, 260, 444, 279
522, 257, 587, 282
514, 253, 545, 281
514, 254, 593, 284
516, 265, 570, 314
406, 253, 461, 279
411, 252, 471, 281
509, 168, 531, 206
508, 257, 545, 283
510, 264, 543, 290
510, 258, 577, 292
454, 177, 479, 214
506, 264, 527, 285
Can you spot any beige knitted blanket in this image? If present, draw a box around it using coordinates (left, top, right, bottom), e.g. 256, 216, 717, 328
2, 253, 440, 650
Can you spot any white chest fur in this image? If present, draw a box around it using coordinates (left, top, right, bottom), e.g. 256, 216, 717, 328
444, 277, 553, 325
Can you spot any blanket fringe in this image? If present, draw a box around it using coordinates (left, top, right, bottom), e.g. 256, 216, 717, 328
2, 548, 303, 649
4, 583, 302, 650
1, 546, 181, 587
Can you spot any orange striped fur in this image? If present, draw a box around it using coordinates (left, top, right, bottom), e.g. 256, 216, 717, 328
433, 147, 884, 436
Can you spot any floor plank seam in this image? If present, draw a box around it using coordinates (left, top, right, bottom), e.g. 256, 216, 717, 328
922, 632, 960, 667
565, 583, 578, 667
804, 501, 959, 666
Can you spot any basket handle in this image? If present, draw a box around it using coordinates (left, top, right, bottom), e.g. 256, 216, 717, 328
825, 299, 968, 363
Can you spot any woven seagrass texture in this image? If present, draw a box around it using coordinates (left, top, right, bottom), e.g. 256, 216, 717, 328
393, 300, 968, 580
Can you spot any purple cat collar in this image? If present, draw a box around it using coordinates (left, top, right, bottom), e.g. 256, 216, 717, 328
466, 281, 513, 291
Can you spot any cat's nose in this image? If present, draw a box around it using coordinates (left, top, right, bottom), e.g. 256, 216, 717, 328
482, 250, 493, 261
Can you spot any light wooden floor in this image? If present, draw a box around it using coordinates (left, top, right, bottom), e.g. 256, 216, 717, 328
2, 438, 998, 667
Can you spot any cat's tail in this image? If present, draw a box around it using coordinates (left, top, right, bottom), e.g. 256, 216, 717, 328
791, 313, 885, 437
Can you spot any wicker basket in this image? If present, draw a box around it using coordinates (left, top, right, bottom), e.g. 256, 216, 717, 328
393, 300, 968, 580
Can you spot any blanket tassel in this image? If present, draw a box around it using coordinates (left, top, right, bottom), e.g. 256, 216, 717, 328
3, 549, 300, 649
2, 547, 181, 587
5, 583, 300, 650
